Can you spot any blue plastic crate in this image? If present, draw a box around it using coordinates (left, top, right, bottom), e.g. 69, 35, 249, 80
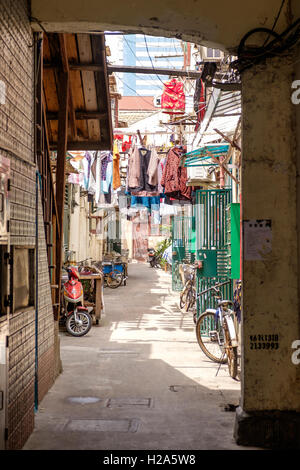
102, 263, 124, 274
113, 263, 124, 273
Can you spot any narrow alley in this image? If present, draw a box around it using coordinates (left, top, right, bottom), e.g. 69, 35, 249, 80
24, 263, 243, 451
2, 1, 300, 452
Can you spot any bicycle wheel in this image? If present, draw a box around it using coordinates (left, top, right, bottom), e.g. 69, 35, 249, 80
186, 287, 196, 312
180, 285, 189, 310
227, 346, 238, 379
223, 324, 238, 379
196, 312, 227, 363
107, 270, 123, 288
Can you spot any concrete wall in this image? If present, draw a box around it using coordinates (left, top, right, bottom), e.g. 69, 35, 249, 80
31, 0, 288, 51
0, 0, 57, 449
68, 191, 104, 263
121, 218, 133, 259
241, 55, 299, 412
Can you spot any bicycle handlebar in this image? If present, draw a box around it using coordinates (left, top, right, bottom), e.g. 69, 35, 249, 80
198, 280, 231, 297
76, 257, 92, 265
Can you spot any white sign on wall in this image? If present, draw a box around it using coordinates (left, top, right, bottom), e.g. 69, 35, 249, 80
243, 219, 272, 261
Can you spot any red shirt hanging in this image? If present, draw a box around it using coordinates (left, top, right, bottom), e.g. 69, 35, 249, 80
161, 79, 185, 115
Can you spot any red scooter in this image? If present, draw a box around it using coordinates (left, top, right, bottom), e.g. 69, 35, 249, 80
60, 266, 92, 336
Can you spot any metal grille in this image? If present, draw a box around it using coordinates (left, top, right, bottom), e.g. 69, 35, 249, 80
171, 215, 195, 291
196, 276, 233, 318
195, 189, 232, 319
195, 189, 231, 277
171, 216, 185, 291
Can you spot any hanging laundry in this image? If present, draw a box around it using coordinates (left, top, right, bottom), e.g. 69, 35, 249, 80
160, 147, 181, 194
127, 146, 141, 190
81, 151, 92, 190
122, 135, 132, 152
147, 148, 160, 187
179, 165, 192, 200
112, 141, 121, 190
69, 151, 85, 162
95, 153, 101, 204
157, 156, 166, 194
88, 152, 97, 194
100, 151, 112, 180
139, 147, 157, 192
159, 200, 179, 216
130, 195, 160, 211
68, 173, 83, 185
69, 155, 85, 189
161, 147, 191, 200
161, 78, 185, 115
100, 152, 113, 194
128, 147, 158, 193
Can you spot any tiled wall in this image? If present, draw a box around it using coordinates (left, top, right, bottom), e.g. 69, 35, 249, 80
0, 0, 57, 449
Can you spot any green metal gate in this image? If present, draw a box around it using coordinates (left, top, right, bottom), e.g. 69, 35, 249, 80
195, 189, 233, 318
171, 215, 196, 291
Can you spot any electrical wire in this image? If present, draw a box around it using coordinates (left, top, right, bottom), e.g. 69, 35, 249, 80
122, 35, 165, 90
263, 0, 286, 46
143, 35, 188, 95
233, 17, 300, 74
121, 81, 161, 107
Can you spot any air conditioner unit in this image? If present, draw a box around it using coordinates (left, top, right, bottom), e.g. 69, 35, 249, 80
186, 166, 216, 186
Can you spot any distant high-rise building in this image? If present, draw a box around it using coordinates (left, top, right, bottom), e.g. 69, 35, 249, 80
122, 34, 184, 97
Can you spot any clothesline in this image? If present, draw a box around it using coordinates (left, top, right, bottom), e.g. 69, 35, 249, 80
119, 151, 169, 155
68, 143, 194, 216
113, 129, 196, 135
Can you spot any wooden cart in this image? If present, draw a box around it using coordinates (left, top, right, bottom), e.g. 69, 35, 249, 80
79, 273, 104, 325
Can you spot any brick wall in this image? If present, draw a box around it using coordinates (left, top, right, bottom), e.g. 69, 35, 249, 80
0, 0, 58, 450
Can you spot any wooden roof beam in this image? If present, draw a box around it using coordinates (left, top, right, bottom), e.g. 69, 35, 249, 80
58, 33, 77, 140
213, 127, 241, 152
55, 70, 69, 320
44, 62, 104, 72
47, 111, 108, 120
49, 141, 113, 151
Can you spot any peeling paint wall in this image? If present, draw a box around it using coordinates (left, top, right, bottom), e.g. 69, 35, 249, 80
242, 55, 300, 411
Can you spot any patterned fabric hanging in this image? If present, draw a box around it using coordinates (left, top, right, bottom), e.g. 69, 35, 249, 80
161, 78, 185, 115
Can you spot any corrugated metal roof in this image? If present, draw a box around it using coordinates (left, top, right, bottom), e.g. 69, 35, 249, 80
196, 88, 241, 145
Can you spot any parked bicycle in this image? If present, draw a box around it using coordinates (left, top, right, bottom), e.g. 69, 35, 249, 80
195, 280, 239, 380
179, 262, 197, 314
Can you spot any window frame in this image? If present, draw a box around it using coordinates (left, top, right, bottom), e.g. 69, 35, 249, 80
10, 246, 35, 315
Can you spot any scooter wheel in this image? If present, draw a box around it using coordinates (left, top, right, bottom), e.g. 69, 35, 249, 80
66, 309, 92, 337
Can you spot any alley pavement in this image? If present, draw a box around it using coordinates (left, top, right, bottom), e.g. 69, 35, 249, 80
24, 262, 252, 450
